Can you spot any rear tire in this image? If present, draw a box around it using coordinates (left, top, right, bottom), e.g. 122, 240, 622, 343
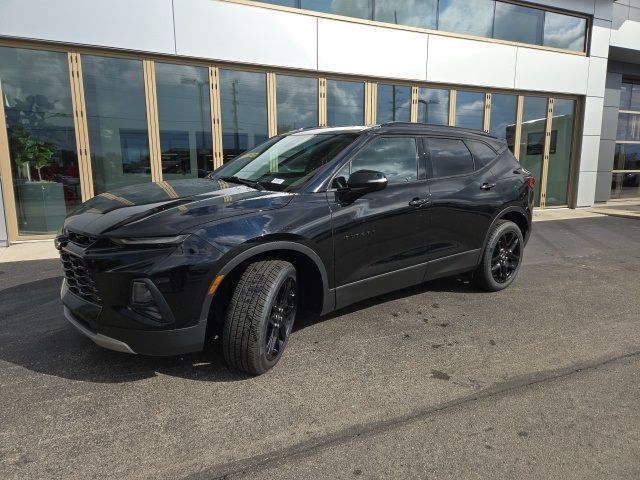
473, 220, 524, 292
222, 260, 297, 375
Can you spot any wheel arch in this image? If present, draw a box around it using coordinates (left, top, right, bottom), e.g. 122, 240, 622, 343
201, 242, 333, 339
481, 206, 531, 254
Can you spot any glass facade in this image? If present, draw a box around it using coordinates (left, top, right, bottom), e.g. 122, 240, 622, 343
257, 0, 587, 52
374, 0, 437, 30
438, 0, 494, 38
613, 80, 640, 199
0, 47, 81, 235
376, 84, 411, 123
455, 91, 484, 130
519, 96, 549, 206
489, 93, 517, 152
0, 44, 585, 239
493, 2, 544, 45
219, 69, 268, 162
327, 80, 365, 126
417, 88, 449, 125
83, 55, 151, 194
276, 75, 318, 133
546, 99, 576, 206
155, 63, 213, 179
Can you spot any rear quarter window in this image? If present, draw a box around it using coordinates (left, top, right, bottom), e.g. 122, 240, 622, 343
427, 138, 474, 178
466, 140, 497, 168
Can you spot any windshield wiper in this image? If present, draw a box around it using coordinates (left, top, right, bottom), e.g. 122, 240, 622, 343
217, 176, 265, 191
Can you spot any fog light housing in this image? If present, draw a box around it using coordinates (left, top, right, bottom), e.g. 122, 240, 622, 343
131, 281, 154, 305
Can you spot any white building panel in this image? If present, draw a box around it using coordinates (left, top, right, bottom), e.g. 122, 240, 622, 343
610, 16, 640, 49
578, 135, 601, 172
317, 19, 428, 80
583, 97, 605, 136
0, 0, 175, 54
587, 57, 608, 97
591, 19, 612, 58
514, 48, 589, 94
426, 36, 517, 89
174, 0, 318, 70
576, 171, 598, 207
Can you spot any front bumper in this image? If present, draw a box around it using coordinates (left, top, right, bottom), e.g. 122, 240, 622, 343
62, 280, 207, 356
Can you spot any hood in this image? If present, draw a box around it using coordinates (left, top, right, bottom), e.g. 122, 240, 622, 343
64, 179, 294, 237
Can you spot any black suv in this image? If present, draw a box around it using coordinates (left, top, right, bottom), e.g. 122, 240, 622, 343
57, 123, 534, 375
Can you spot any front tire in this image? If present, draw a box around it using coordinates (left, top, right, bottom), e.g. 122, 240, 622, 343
473, 220, 524, 292
222, 260, 297, 375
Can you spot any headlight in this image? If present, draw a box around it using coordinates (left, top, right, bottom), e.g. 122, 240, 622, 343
112, 234, 189, 246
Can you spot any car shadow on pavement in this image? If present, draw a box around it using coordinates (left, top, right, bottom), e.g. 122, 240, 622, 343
0, 273, 486, 385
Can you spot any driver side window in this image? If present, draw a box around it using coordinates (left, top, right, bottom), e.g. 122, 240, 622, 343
350, 137, 418, 185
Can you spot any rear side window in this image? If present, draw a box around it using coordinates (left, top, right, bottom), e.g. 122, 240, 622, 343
350, 136, 418, 184
427, 138, 474, 178
466, 140, 497, 168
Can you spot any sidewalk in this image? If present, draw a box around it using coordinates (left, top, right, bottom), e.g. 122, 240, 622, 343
587, 199, 640, 220
0, 240, 58, 263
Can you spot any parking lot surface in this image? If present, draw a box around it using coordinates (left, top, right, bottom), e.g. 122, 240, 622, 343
1, 216, 639, 479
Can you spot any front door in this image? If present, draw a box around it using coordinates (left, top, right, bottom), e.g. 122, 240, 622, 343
329, 136, 431, 307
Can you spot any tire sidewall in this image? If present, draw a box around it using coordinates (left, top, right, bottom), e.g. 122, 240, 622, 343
480, 221, 524, 291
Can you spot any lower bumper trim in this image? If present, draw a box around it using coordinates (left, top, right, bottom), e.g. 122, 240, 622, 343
64, 307, 137, 354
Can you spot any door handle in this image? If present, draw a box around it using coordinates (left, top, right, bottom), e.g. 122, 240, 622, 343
409, 197, 430, 207
480, 183, 496, 190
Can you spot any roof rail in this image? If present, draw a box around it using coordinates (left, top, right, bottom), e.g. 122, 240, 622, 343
376, 121, 497, 138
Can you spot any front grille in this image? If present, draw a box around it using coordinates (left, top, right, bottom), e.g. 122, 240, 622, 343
67, 230, 98, 247
60, 251, 102, 305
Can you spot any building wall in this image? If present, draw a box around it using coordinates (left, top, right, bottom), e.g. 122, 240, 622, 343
595, 0, 640, 202
0, 0, 637, 210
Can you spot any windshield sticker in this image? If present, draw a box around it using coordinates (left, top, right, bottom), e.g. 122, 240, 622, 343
271, 178, 285, 184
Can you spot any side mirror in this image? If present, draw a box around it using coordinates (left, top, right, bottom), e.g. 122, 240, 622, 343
347, 170, 388, 193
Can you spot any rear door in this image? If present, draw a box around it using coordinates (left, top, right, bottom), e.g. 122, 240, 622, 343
424, 136, 502, 269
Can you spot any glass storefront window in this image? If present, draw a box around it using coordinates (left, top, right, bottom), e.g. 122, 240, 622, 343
489, 93, 517, 152
518, 96, 548, 206
155, 63, 213, 180
219, 69, 268, 163
619, 82, 640, 111
611, 173, 640, 199
82, 55, 150, 194
543, 12, 587, 52
438, 0, 494, 38
326, 80, 365, 126
373, 0, 437, 30
546, 99, 575, 206
376, 84, 411, 123
493, 2, 544, 45
301, 0, 371, 19
455, 90, 485, 130
617, 113, 640, 141
417, 88, 449, 125
0, 47, 81, 235
276, 75, 318, 133
614, 143, 640, 171
257, 0, 587, 52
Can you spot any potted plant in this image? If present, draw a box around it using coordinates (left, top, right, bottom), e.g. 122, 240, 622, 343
11, 128, 66, 233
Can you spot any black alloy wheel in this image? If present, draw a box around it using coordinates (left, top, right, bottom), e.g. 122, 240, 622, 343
473, 219, 524, 292
265, 277, 297, 361
491, 231, 521, 283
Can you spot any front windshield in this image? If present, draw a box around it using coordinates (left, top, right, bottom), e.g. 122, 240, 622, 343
213, 133, 358, 191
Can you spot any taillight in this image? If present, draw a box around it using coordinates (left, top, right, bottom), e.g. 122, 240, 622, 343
525, 176, 536, 189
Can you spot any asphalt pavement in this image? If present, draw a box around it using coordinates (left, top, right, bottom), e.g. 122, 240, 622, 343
1, 216, 639, 479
